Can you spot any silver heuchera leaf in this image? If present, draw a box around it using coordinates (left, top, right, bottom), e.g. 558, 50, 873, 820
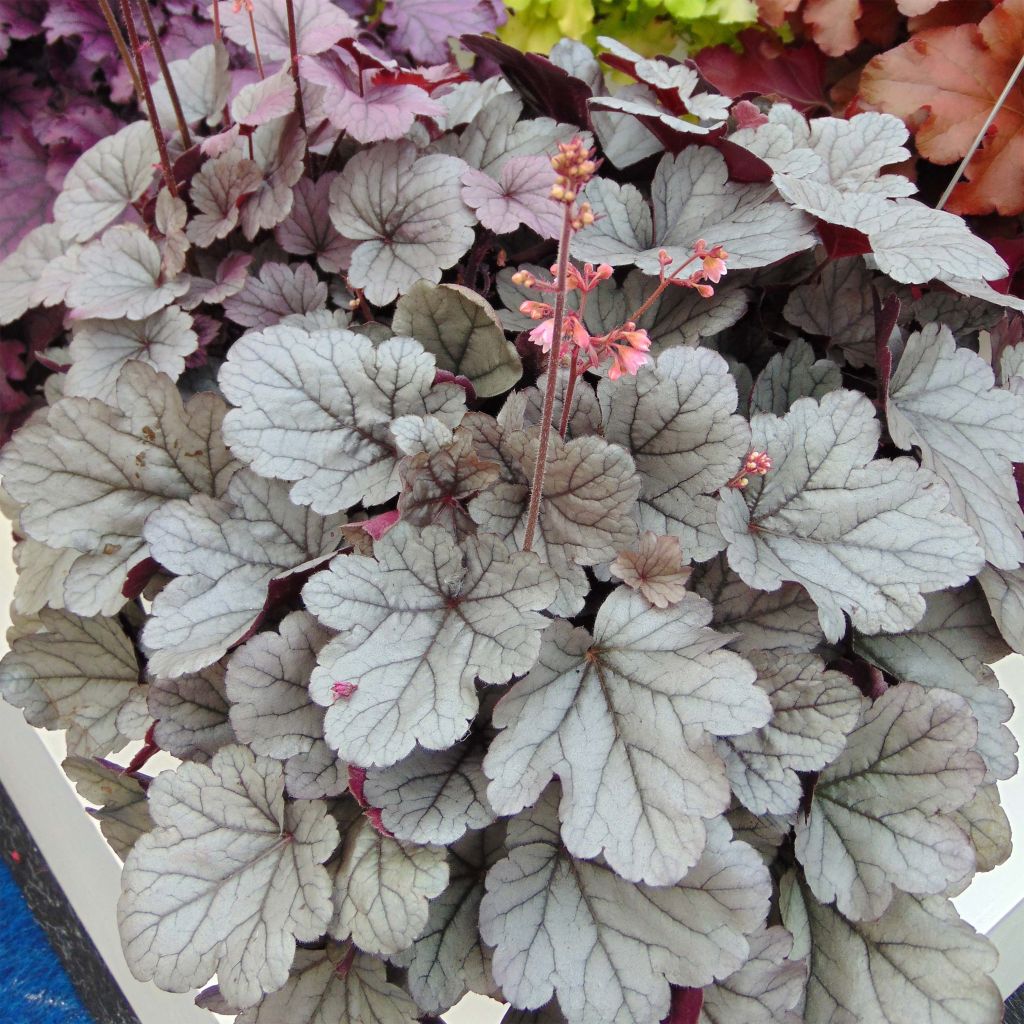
978, 563, 1024, 653
949, 784, 1012, 875
600, 347, 750, 561
186, 150, 264, 247
331, 815, 449, 955
220, 327, 465, 515
461, 156, 564, 238
219, 0, 356, 60
363, 736, 496, 844
223, 261, 328, 329
854, 586, 1016, 782
780, 872, 1002, 1024
53, 122, 159, 243
151, 43, 230, 131
234, 947, 418, 1024
275, 173, 356, 274
329, 142, 476, 306
304, 523, 557, 767
795, 683, 985, 921
239, 114, 306, 239
479, 787, 771, 1024
692, 553, 822, 655
750, 339, 842, 416
66, 225, 190, 321
484, 587, 770, 885
572, 148, 816, 272
699, 926, 807, 1024
149, 662, 235, 762
718, 652, 864, 815
468, 430, 639, 615
118, 745, 339, 1007
66, 307, 198, 402
0, 609, 140, 757
445, 91, 590, 178
392, 826, 502, 1013
392, 282, 523, 398
62, 756, 153, 860
0, 223, 77, 324
141, 469, 346, 678
887, 323, 1024, 569
783, 258, 878, 368
717, 389, 984, 641
226, 611, 344, 800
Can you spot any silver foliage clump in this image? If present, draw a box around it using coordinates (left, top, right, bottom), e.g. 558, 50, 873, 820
1, 26, 1022, 1024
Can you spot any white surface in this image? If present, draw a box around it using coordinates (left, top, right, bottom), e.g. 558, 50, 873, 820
0, 529, 1020, 1013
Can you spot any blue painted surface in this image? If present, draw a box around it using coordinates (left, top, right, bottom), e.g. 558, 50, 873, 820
0, 860, 94, 1024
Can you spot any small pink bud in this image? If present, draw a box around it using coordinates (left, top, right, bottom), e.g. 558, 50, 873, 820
332, 681, 357, 700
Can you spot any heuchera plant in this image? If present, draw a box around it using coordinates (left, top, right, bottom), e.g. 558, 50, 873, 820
2, 12, 1024, 1024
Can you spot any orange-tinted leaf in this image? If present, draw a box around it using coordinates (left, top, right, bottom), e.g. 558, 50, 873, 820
803, 0, 862, 55
860, 0, 1024, 214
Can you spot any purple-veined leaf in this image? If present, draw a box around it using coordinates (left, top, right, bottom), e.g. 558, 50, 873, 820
226, 610, 345, 800
392, 282, 522, 398
382, 0, 505, 65
66, 306, 199, 402
140, 468, 346, 678
484, 586, 769, 885
0, 609, 141, 757
118, 745, 339, 1007
750, 339, 841, 416
303, 522, 557, 767
217, 0, 356, 60
480, 787, 771, 1024
794, 683, 985, 920
600, 347, 750, 561
62, 756, 153, 861
232, 67, 296, 127
275, 173, 356, 274
187, 150, 264, 247
780, 872, 1002, 1024
718, 389, 985, 641
53, 121, 159, 243
222, 261, 327, 328
220, 327, 465, 514
65, 226, 191, 321
152, 42, 230, 131
887, 323, 1024, 569
461, 155, 563, 238
329, 141, 475, 306
0, 362, 237, 615
149, 662, 235, 762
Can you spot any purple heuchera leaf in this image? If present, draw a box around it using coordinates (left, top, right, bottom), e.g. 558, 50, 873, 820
223, 262, 328, 329
461, 155, 563, 237
43, 0, 117, 64
300, 50, 443, 143
274, 174, 356, 274
381, 0, 506, 65
0, 126, 56, 258
217, 0, 356, 61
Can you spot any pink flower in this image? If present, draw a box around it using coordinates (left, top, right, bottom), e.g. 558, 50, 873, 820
520, 300, 554, 321
528, 311, 591, 354
604, 322, 652, 380
694, 239, 728, 283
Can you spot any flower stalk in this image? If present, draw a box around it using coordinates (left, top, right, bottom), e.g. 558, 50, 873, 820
522, 201, 574, 552
97, 0, 145, 105
116, 0, 179, 197
284, 0, 308, 138
137, 0, 193, 149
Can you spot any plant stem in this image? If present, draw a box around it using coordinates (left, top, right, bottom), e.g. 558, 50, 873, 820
523, 204, 574, 553
118, 0, 179, 197
249, 6, 265, 78
627, 254, 698, 324
558, 290, 589, 439
97, 0, 145, 106
558, 349, 581, 439
211, 0, 222, 40
284, 0, 307, 137
136, 0, 192, 149
936, 52, 1024, 211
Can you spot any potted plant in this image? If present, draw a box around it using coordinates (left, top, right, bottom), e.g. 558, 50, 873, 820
0, 6, 1021, 1022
